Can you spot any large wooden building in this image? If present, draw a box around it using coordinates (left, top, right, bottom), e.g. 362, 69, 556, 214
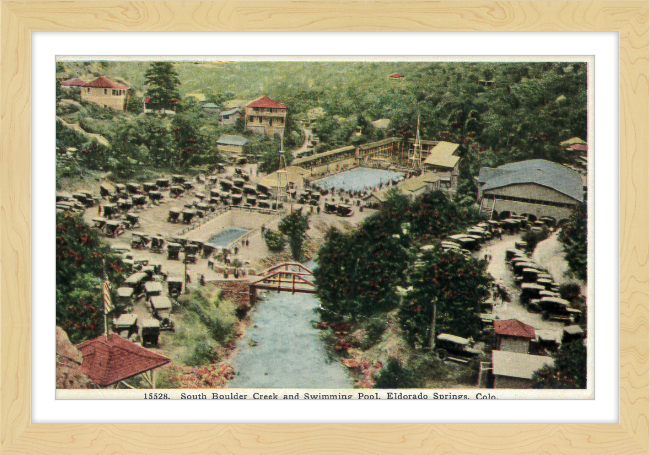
422, 141, 462, 195
477, 159, 584, 223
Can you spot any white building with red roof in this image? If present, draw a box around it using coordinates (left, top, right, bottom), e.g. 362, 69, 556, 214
494, 318, 536, 354
81, 76, 129, 111
244, 96, 287, 137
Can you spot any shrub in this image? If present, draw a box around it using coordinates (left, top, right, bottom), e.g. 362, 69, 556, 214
360, 317, 387, 350
373, 358, 421, 389
521, 225, 550, 253
264, 229, 286, 252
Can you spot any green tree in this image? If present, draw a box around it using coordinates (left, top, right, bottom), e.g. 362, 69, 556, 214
144, 62, 180, 113
314, 191, 412, 318
278, 211, 310, 261
56, 213, 124, 344
399, 246, 492, 347
373, 358, 421, 389
264, 229, 286, 252
258, 137, 292, 174
559, 203, 587, 281
532, 341, 587, 389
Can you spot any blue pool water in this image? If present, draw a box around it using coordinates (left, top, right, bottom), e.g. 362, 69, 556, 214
312, 167, 404, 192
207, 227, 249, 246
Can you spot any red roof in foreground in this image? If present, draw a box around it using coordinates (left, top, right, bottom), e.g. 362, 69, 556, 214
143, 97, 152, 103
494, 319, 536, 339
247, 96, 287, 109
61, 77, 86, 87
77, 333, 169, 387
389, 73, 405, 78
569, 144, 588, 152
82, 76, 129, 89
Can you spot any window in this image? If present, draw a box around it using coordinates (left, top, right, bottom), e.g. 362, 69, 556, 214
104, 89, 107, 95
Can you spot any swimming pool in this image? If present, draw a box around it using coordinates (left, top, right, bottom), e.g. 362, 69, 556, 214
312, 167, 404, 192
207, 227, 249, 247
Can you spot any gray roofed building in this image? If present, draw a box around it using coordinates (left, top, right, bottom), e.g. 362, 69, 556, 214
479, 159, 583, 202
216, 135, 249, 147
219, 108, 243, 117
478, 159, 584, 223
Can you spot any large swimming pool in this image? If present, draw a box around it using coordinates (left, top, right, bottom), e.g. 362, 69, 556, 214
312, 167, 404, 192
207, 227, 249, 247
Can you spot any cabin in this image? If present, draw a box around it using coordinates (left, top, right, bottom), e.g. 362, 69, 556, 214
494, 319, 536, 354
492, 350, 554, 389
81, 76, 129, 111
216, 135, 249, 156
201, 103, 220, 115
219, 108, 243, 126
389, 73, 405, 82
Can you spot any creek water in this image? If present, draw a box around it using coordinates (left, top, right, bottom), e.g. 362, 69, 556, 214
228, 260, 354, 388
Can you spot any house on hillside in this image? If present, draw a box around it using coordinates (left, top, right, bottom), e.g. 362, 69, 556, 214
477, 159, 584, 223
60, 77, 86, 90
494, 319, 536, 354
389, 73, 405, 82
220, 108, 243, 126
422, 141, 462, 195
81, 76, 129, 111
245, 96, 288, 138
201, 103, 220, 115
492, 350, 554, 389
216, 135, 249, 157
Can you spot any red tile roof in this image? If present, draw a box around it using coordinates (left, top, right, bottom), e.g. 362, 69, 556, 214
77, 333, 169, 387
82, 76, 129, 89
389, 73, 405, 78
61, 77, 86, 87
143, 97, 152, 103
569, 144, 588, 152
494, 319, 536, 339
247, 96, 287, 109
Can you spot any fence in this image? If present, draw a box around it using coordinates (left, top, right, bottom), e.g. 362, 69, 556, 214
172, 205, 284, 248
223, 208, 284, 250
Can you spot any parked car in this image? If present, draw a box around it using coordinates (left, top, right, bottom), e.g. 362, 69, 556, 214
435, 333, 481, 362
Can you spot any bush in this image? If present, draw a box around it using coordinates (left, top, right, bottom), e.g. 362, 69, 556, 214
174, 287, 239, 366
264, 229, 286, 252
521, 225, 550, 253
373, 358, 422, 389
360, 317, 387, 350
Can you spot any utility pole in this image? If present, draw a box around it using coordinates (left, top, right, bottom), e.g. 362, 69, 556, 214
184, 254, 189, 294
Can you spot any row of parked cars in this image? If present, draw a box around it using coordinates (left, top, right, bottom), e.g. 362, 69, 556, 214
110, 249, 184, 347
506, 247, 582, 325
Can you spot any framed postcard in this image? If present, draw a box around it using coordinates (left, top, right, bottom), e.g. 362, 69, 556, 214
2, 2, 648, 454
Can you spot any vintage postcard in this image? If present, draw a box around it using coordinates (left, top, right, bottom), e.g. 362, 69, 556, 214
55, 57, 593, 400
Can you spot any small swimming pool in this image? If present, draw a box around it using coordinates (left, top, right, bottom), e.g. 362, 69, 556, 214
312, 167, 404, 192
207, 227, 249, 246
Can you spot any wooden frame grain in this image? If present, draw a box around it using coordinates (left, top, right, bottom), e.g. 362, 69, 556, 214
1, 2, 647, 454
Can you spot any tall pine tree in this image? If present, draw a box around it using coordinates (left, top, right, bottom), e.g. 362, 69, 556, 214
144, 62, 180, 113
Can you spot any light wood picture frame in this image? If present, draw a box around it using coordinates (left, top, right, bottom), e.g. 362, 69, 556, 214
1, 1, 647, 454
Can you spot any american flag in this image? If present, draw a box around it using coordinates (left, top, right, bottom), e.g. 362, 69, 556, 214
103, 280, 113, 314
